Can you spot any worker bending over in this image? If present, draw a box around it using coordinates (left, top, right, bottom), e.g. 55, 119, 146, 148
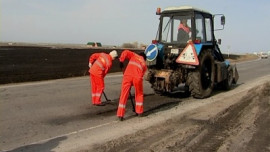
117, 50, 147, 120
88, 50, 118, 106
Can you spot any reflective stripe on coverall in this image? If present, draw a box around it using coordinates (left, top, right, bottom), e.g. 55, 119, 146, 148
117, 50, 147, 117
89, 53, 112, 104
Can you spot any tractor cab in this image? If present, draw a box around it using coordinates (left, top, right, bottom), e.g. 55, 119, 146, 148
147, 6, 226, 69
157, 6, 215, 46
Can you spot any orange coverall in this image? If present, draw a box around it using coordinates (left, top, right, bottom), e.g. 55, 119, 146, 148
89, 53, 113, 105
117, 50, 147, 117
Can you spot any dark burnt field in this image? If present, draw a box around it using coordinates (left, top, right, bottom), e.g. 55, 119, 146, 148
0, 45, 144, 84
0, 44, 241, 84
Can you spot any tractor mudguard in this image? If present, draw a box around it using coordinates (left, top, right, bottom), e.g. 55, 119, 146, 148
231, 64, 239, 84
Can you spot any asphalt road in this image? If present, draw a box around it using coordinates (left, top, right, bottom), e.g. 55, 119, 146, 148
0, 57, 269, 152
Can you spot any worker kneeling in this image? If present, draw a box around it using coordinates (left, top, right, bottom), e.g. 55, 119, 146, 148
117, 50, 147, 121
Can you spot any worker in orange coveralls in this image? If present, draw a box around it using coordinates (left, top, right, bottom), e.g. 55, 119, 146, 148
117, 50, 147, 121
89, 50, 118, 106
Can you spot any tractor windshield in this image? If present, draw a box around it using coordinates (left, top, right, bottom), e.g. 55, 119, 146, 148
160, 15, 191, 44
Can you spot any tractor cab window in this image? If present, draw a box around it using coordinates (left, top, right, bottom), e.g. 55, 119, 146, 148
195, 14, 205, 43
205, 18, 213, 42
161, 15, 191, 44
195, 14, 213, 43
161, 16, 172, 42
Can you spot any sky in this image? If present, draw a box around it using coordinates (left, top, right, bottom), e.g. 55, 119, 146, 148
1, 0, 270, 54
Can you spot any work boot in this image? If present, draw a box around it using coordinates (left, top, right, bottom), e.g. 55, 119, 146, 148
118, 117, 124, 121
136, 113, 143, 117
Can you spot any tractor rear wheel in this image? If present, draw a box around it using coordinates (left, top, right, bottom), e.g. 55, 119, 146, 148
187, 50, 215, 98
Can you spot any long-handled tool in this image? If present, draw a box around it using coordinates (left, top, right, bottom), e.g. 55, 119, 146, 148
102, 91, 112, 102
129, 91, 135, 112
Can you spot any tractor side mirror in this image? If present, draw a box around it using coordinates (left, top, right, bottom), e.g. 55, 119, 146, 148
218, 39, 222, 45
221, 16, 225, 25
214, 14, 225, 31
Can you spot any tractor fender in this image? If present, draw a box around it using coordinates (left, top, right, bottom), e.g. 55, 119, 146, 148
231, 64, 239, 84
194, 43, 203, 55
194, 43, 213, 56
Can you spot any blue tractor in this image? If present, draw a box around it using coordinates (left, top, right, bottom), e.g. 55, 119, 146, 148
145, 6, 239, 98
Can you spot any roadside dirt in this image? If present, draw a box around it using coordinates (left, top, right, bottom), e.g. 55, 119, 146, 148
226, 54, 259, 63
87, 80, 270, 152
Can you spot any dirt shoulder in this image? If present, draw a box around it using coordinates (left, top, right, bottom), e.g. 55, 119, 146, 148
49, 75, 269, 152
